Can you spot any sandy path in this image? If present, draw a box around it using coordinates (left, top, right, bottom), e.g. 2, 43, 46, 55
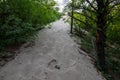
0, 19, 105, 80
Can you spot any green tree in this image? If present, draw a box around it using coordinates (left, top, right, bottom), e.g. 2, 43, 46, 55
0, 0, 60, 52
67, 0, 120, 71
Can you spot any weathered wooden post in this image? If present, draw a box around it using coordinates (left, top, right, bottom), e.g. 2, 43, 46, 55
71, 0, 74, 34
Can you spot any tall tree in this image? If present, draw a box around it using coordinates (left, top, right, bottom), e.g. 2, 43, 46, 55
67, 0, 120, 71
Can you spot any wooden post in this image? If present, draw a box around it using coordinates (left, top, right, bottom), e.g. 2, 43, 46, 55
71, 0, 74, 34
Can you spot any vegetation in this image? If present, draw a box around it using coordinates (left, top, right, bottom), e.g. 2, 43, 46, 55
0, 0, 120, 79
0, 0, 61, 54
64, 0, 120, 80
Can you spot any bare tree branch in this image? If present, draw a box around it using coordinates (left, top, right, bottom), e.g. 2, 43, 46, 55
69, 14, 94, 29
69, 14, 86, 24
74, 12, 97, 22
86, 0, 97, 11
110, 2, 120, 9
80, 6, 96, 13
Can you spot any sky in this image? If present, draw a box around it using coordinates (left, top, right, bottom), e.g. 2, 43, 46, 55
55, 0, 70, 12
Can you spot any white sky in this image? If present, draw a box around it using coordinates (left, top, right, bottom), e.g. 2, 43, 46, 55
55, 0, 70, 12
55, 0, 63, 4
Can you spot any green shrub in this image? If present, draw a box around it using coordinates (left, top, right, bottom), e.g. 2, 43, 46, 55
0, 15, 36, 49
0, 0, 61, 52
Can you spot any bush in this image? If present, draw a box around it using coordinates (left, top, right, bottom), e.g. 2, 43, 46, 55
0, 0, 61, 52
0, 15, 36, 50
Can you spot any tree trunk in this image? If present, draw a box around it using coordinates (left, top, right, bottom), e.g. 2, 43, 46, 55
96, 29, 106, 71
96, 0, 108, 71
